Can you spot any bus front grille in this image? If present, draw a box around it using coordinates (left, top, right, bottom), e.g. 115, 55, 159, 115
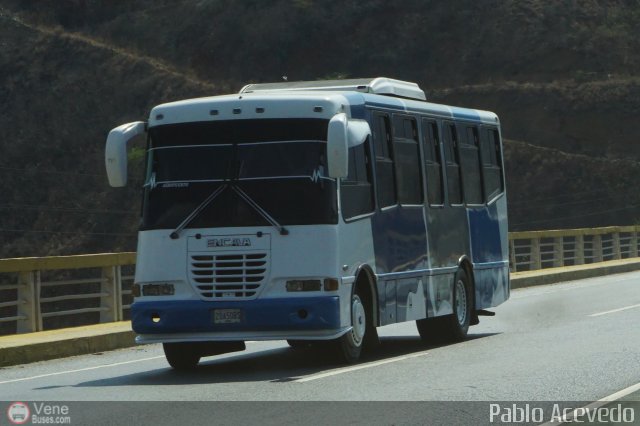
189, 253, 268, 300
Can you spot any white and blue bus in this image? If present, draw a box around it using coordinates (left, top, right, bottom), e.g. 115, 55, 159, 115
105, 77, 509, 369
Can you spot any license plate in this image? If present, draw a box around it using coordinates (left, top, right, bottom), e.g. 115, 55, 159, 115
213, 309, 242, 324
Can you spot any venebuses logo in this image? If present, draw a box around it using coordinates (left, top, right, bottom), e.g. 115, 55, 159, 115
7, 402, 30, 424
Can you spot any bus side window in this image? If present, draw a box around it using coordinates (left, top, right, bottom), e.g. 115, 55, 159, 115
342, 139, 375, 219
393, 115, 423, 204
422, 119, 444, 206
442, 122, 463, 205
480, 127, 505, 201
459, 126, 484, 205
372, 112, 397, 208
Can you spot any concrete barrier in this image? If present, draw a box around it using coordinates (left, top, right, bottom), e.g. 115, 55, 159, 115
0, 322, 135, 367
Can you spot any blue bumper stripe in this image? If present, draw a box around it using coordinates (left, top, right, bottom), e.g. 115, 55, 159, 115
131, 297, 341, 334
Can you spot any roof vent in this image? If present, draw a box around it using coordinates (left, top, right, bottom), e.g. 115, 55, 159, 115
239, 77, 426, 101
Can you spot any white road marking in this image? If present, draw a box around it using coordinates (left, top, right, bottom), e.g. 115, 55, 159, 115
294, 350, 430, 383
0, 355, 165, 385
541, 381, 640, 425
601, 382, 640, 401
589, 303, 640, 317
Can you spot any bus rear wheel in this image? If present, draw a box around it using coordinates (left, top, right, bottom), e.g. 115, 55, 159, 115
163, 342, 201, 370
417, 268, 471, 343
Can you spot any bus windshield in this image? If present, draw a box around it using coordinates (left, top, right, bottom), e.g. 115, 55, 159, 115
141, 118, 337, 230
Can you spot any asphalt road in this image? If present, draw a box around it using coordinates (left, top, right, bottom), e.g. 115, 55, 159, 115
1, 272, 639, 425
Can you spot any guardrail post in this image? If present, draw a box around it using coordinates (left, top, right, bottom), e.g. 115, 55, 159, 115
16, 271, 42, 333
116, 266, 124, 321
612, 232, 621, 260
631, 231, 639, 258
575, 235, 585, 265
553, 237, 564, 267
531, 238, 542, 270
101, 266, 122, 323
509, 239, 517, 272
592, 235, 603, 263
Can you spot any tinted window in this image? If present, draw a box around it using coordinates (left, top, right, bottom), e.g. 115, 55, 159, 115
342, 140, 374, 219
442, 122, 463, 205
142, 119, 337, 230
422, 119, 444, 205
459, 126, 484, 205
480, 127, 505, 201
372, 112, 397, 208
393, 115, 423, 204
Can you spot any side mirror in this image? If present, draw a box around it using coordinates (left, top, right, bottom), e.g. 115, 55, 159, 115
105, 121, 146, 187
327, 114, 349, 178
327, 113, 371, 179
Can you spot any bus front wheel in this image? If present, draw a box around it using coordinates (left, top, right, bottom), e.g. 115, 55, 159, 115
163, 343, 201, 370
333, 290, 367, 363
417, 268, 472, 343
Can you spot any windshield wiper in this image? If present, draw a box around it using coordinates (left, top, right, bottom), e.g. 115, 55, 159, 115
231, 185, 289, 236
169, 184, 228, 239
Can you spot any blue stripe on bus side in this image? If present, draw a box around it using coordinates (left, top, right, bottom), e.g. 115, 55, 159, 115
343, 93, 367, 119
450, 106, 482, 122
370, 206, 429, 274
363, 99, 407, 111
468, 203, 510, 309
364, 100, 484, 123
467, 204, 503, 263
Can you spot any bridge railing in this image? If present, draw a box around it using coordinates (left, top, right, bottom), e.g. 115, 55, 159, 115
2, 226, 640, 334
0, 253, 135, 334
509, 226, 640, 272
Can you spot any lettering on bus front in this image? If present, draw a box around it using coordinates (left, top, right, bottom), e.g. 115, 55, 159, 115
207, 238, 252, 247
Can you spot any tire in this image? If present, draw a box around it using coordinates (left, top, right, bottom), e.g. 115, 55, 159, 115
416, 316, 445, 342
416, 268, 472, 343
163, 343, 201, 370
332, 290, 368, 363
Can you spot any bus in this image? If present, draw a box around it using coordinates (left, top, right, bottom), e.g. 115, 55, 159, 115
105, 77, 509, 369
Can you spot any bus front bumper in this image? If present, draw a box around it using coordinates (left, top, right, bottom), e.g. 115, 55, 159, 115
131, 297, 347, 344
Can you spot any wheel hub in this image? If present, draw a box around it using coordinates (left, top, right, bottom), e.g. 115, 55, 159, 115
351, 295, 366, 345
455, 279, 467, 326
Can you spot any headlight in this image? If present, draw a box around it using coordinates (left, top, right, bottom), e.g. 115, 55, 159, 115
286, 279, 322, 292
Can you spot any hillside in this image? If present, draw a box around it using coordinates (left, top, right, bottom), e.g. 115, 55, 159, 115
1, 0, 639, 257
503, 140, 640, 230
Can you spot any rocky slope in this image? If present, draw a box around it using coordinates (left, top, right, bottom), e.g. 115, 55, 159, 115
1, 0, 639, 257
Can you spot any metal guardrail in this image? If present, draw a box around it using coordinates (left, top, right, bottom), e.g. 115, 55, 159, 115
509, 226, 640, 272
1, 226, 639, 335
0, 253, 136, 334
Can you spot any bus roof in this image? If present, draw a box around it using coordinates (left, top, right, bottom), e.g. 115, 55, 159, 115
149, 79, 498, 126
240, 77, 427, 101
